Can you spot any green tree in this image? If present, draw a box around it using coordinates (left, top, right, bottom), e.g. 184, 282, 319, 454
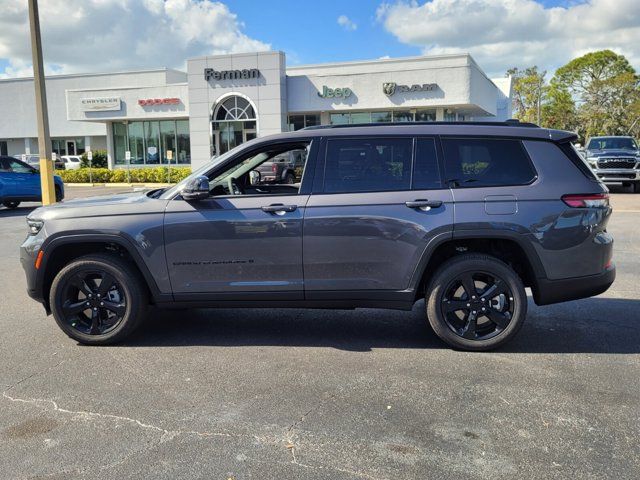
542, 82, 577, 132
506, 66, 547, 124
552, 50, 639, 138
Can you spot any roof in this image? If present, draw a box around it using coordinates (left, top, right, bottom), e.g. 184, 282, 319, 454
264, 122, 576, 142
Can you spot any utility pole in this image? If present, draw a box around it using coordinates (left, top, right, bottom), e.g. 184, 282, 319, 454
28, 0, 56, 205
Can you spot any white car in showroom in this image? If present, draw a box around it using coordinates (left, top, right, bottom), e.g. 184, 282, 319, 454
61, 155, 82, 170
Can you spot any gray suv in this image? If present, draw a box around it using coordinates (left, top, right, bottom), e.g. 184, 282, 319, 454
21, 122, 615, 351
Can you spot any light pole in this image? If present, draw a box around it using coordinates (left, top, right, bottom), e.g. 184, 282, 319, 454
28, 0, 56, 205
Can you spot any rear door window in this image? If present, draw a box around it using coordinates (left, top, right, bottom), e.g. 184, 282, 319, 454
413, 138, 442, 190
323, 137, 412, 193
441, 138, 536, 188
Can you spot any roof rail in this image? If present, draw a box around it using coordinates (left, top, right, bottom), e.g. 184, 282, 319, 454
302, 119, 539, 130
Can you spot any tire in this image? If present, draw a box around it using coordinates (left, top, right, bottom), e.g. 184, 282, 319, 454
633, 183, 640, 194
3, 201, 20, 209
49, 254, 148, 345
425, 254, 527, 351
55, 185, 63, 202
284, 172, 295, 184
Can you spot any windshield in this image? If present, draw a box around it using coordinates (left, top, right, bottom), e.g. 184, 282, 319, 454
159, 150, 238, 199
587, 137, 638, 150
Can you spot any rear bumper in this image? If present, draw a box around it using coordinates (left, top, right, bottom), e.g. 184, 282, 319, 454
533, 265, 616, 306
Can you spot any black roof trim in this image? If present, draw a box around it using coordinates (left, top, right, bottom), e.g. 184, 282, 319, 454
303, 119, 540, 130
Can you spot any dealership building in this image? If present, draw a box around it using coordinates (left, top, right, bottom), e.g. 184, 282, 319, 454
0, 51, 512, 170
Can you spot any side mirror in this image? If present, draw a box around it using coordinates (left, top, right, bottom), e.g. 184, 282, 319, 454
249, 170, 261, 186
182, 175, 210, 201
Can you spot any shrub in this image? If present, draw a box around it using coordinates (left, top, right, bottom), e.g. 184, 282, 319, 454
80, 150, 108, 168
57, 166, 191, 184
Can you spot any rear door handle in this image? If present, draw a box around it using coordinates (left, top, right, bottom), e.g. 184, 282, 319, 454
405, 199, 443, 210
261, 203, 297, 214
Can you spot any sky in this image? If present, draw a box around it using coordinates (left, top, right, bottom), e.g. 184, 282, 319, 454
0, 0, 638, 80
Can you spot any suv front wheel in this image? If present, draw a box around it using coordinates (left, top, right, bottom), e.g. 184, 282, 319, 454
426, 254, 527, 351
49, 254, 147, 345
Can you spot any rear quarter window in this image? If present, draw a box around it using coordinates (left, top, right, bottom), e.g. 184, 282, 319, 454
441, 137, 537, 188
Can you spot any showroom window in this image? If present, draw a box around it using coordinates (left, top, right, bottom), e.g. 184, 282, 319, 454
329, 110, 438, 125
113, 120, 191, 166
288, 114, 320, 131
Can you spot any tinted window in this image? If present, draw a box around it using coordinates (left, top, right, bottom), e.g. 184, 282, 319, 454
7, 159, 34, 173
413, 138, 441, 189
442, 138, 536, 188
324, 138, 412, 193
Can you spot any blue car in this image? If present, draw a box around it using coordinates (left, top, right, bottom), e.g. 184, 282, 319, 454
0, 156, 64, 209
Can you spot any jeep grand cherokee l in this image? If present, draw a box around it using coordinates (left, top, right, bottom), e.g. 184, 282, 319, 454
21, 122, 615, 351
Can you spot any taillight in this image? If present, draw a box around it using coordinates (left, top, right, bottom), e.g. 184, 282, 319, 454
561, 193, 609, 208
272, 163, 278, 173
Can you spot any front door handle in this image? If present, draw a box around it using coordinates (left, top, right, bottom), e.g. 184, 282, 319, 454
405, 199, 443, 210
261, 204, 297, 214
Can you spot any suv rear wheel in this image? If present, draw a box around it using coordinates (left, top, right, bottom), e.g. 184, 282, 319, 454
3, 201, 20, 209
426, 254, 527, 351
49, 254, 147, 345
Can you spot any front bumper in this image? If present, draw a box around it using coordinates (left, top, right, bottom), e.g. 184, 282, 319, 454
592, 168, 640, 183
20, 233, 46, 307
533, 265, 616, 306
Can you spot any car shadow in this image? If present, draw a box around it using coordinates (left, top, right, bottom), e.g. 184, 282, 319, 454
118, 296, 640, 354
0, 205, 37, 218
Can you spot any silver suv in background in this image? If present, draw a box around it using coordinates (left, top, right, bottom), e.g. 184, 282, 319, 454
583, 136, 640, 192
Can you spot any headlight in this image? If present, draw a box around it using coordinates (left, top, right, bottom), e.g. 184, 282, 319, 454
27, 219, 44, 235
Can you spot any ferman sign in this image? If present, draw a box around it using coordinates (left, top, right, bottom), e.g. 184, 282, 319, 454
382, 82, 437, 96
81, 97, 121, 111
204, 68, 260, 81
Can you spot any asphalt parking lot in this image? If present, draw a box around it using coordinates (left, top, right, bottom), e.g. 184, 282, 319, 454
1, 186, 639, 480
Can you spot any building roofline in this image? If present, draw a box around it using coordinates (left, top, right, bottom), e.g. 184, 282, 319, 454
0, 67, 186, 83
287, 52, 475, 71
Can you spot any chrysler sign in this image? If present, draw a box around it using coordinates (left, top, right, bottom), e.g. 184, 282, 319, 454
81, 97, 121, 111
204, 68, 260, 81
383, 82, 438, 96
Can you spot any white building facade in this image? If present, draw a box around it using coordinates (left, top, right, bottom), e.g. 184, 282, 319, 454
0, 51, 512, 171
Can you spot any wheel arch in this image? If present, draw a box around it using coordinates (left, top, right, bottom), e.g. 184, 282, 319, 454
37, 233, 166, 313
411, 230, 546, 302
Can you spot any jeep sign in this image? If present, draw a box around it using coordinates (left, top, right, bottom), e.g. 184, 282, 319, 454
317, 86, 353, 99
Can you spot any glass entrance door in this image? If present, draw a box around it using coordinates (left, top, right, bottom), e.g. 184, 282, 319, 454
212, 95, 257, 157
66, 140, 76, 155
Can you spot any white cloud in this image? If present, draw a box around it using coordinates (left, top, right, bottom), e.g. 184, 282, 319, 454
377, 0, 640, 77
0, 0, 270, 78
337, 14, 358, 31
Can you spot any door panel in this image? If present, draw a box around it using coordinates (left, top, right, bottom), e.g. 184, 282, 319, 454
303, 190, 454, 291
164, 194, 309, 295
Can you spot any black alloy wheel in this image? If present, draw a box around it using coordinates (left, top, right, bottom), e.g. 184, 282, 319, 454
60, 270, 127, 336
426, 254, 527, 351
50, 254, 147, 345
440, 271, 514, 341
